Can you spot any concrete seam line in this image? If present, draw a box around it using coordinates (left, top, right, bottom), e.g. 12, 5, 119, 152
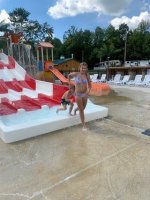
29, 141, 139, 199
105, 118, 149, 139
105, 118, 145, 132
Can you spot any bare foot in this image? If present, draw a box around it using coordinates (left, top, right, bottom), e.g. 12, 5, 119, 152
69, 113, 73, 116
82, 126, 88, 131
74, 110, 77, 116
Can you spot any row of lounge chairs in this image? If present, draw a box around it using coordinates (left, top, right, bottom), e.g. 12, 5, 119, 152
90, 74, 106, 83
91, 73, 150, 87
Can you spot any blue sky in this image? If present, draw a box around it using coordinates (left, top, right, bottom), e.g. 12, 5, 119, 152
0, 0, 150, 40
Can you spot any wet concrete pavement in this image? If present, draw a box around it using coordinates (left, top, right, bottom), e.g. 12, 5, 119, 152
0, 85, 150, 200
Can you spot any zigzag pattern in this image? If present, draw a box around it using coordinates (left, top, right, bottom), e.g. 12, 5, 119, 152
0, 53, 68, 115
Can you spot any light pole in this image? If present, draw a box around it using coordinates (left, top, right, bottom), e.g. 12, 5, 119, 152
124, 30, 128, 65
107, 56, 110, 81
82, 50, 84, 62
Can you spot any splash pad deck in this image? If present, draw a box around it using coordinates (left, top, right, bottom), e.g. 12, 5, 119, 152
0, 53, 108, 143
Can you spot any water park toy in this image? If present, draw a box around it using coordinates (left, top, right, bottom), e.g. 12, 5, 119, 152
0, 53, 108, 143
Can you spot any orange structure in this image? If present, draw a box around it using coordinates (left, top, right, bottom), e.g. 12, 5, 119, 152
44, 63, 111, 96
90, 82, 111, 96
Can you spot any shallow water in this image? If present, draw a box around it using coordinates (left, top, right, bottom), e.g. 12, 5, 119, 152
90, 88, 150, 130
1, 106, 60, 126
90, 90, 131, 105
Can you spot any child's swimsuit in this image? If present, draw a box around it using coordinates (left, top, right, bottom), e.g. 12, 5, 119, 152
61, 99, 70, 105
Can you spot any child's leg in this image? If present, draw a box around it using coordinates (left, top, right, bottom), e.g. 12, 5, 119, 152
74, 107, 79, 115
56, 105, 67, 113
69, 103, 74, 116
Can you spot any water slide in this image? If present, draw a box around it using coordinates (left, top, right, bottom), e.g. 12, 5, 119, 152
49, 67, 69, 84
0, 53, 108, 143
49, 66, 111, 96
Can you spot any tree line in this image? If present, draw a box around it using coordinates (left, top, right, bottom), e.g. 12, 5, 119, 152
0, 8, 150, 69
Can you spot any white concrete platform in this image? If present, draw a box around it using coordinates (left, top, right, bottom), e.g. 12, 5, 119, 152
0, 53, 108, 143
0, 101, 108, 143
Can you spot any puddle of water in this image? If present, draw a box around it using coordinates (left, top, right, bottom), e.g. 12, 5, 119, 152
90, 90, 132, 105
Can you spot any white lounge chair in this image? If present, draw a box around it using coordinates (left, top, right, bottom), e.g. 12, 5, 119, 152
146, 82, 150, 87
108, 74, 121, 84
115, 75, 130, 85
91, 74, 99, 82
99, 74, 106, 82
127, 74, 142, 86
137, 74, 150, 86
90, 75, 94, 80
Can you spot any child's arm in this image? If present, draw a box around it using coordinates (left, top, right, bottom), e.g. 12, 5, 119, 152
62, 91, 68, 99
65, 91, 73, 103
63, 91, 70, 101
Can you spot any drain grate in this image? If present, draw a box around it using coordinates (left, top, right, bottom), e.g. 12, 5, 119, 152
141, 129, 150, 136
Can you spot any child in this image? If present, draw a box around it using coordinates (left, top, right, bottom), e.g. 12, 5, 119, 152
56, 85, 75, 116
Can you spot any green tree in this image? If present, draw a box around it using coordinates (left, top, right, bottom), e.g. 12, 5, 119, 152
137, 20, 150, 33
23, 21, 53, 43
50, 37, 63, 59
63, 26, 93, 66
9, 8, 30, 32
101, 25, 121, 60
93, 27, 104, 47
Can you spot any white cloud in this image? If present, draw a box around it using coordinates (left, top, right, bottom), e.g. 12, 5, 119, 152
48, 0, 132, 19
110, 11, 150, 29
141, 0, 150, 12
0, 10, 10, 24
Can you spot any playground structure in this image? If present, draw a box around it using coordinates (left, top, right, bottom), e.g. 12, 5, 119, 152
0, 53, 108, 143
35, 43, 111, 96
0, 34, 38, 77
